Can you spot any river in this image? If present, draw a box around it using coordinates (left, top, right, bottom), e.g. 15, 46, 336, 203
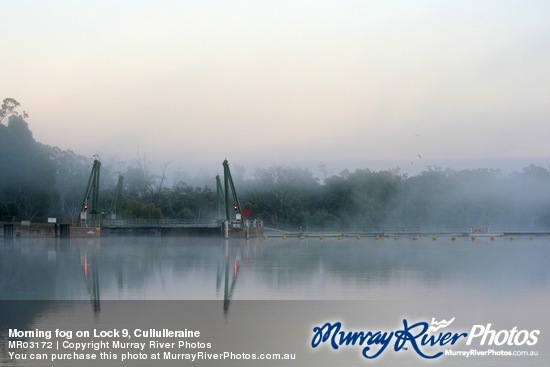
1, 235, 549, 366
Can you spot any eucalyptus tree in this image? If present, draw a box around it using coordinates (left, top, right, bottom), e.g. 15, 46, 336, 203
0, 106, 55, 219
0, 98, 27, 125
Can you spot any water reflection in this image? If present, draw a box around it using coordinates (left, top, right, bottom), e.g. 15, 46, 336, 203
2, 236, 550, 301
82, 249, 100, 313
1, 236, 549, 366
2, 235, 550, 322
220, 240, 239, 314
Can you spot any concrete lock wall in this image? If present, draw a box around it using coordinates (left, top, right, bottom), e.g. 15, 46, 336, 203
1, 223, 100, 238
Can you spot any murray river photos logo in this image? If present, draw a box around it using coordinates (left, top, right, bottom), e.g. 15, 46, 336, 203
311, 318, 540, 360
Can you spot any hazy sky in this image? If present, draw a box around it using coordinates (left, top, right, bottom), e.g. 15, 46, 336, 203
3, 0, 550, 176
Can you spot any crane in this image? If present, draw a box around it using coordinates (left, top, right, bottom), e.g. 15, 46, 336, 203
80, 157, 101, 227
109, 175, 124, 219
222, 159, 243, 223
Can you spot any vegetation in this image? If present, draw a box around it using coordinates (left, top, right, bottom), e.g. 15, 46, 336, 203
2, 98, 550, 231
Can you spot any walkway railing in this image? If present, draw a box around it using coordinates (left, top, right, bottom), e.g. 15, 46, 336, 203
101, 218, 222, 228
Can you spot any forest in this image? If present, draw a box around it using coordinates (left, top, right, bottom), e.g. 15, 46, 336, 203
2, 98, 550, 232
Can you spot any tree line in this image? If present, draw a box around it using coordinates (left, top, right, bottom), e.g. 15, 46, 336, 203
2, 98, 550, 231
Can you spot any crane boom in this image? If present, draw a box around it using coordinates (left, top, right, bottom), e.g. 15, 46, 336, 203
223, 159, 242, 222
80, 158, 101, 226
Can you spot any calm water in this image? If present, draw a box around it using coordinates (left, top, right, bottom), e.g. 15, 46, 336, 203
1, 235, 549, 301
1, 235, 549, 366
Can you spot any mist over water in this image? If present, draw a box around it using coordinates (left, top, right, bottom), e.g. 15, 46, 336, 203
3, 2, 550, 364
1, 236, 549, 366
1, 236, 548, 301
2, 112, 550, 234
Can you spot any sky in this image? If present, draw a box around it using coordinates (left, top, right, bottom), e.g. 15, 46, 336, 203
2, 0, 550, 178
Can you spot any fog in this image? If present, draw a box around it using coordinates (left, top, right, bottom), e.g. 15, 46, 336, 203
4, 2, 550, 179
1, 111, 550, 232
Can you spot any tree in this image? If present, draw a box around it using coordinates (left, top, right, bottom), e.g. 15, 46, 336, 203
123, 199, 162, 219
0, 98, 28, 125
244, 166, 321, 228
167, 182, 216, 220
0, 100, 56, 219
133, 149, 171, 206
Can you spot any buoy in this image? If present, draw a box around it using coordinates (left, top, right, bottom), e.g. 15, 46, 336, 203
356, 235, 362, 241
509, 236, 515, 241
300, 235, 305, 240
490, 236, 495, 241
394, 236, 399, 241
471, 236, 476, 241
374, 235, 380, 241
320, 236, 324, 241
283, 235, 288, 240
432, 236, 437, 241
263, 235, 268, 240
338, 235, 343, 241
451, 236, 456, 241
412, 236, 417, 241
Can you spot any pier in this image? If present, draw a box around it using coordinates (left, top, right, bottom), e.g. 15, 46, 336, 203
101, 218, 223, 236
1, 218, 264, 238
